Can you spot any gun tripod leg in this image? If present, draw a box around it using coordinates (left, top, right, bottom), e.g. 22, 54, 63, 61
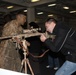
26, 58, 34, 75
20, 58, 34, 75
24, 59, 27, 73
20, 59, 28, 73
20, 59, 25, 72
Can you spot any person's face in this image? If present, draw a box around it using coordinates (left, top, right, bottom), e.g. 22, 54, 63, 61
20, 16, 26, 25
45, 21, 56, 33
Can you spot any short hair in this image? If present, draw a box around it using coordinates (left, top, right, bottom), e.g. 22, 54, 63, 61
46, 17, 57, 24
16, 14, 26, 18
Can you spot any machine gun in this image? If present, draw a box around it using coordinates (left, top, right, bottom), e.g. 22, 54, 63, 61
0, 32, 42, 40
0, 28, 42, 40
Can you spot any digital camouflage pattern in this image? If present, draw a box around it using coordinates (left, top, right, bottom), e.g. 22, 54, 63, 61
0, 20, 23, 72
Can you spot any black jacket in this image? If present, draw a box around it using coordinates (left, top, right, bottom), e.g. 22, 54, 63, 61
44, 22, 76, 62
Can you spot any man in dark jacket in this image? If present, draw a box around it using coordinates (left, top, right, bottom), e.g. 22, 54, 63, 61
40, 18, 76, 75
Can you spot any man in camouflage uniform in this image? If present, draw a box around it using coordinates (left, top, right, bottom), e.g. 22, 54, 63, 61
0, 14, 26, 72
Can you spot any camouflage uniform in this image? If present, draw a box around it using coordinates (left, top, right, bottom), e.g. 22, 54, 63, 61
0, 20, 23, 72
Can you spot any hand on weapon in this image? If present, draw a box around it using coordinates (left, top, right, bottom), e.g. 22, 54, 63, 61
40, 34, 47, 42
14, 37, 30, 55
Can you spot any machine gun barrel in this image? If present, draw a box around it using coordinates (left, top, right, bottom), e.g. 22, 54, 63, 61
0, 32, 42, 40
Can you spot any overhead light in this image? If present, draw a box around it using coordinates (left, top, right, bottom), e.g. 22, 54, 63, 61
48, 14, 53, 17
7, 6, 14, 9
63, 6, 69, 9
31, 0, 39, 2
70, 10, 76, 13
24, 10, 27, 12
48, 3, 56, 7
37, 12, 43, 15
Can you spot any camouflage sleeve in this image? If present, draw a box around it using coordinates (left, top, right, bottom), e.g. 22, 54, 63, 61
2, 21, 18, 37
